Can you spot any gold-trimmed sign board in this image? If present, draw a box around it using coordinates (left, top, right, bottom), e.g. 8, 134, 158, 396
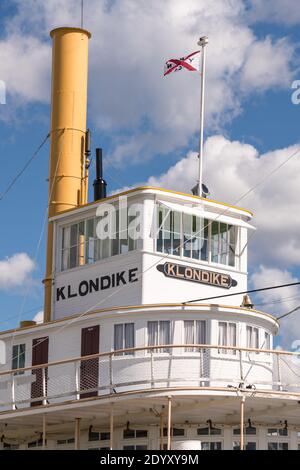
157, 262, 237, 289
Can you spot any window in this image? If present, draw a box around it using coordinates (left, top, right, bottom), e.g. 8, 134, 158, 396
88, 430, 110, 442
148, 321, 171, 353
28, 439, 44, 448
233, 426, 256, 436
183, 214, 208, 261
114, 323, 135, 356
162, 427, 185, 437
233, 441, 256, 450
156, 206, 238, 268
12, 344, 25, 374
201, 442, 222, 450
88, 447, 110, 451
89, 430, 100, 442
264, 332, 271, 350
61, 210, 138, 271
246, 326, 259, 350
268, 442, 288, 450
184, 321, 206, 352
197, 426, 222, 436
3, 442, 19, 450
211, 222, 236, 267
57, 438, 75, 445
123, 429, 148, 439
157, 207, 181, 256
218, 322, 237, 354
123, 445, 148, 450
267, 428, 288, 437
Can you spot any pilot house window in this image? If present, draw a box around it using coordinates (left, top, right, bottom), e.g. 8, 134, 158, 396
61, 211, 137, 271
156, 206, 237, 268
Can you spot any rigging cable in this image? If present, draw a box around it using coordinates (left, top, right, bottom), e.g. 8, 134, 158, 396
184, 281, 300, 305
0, 133, 50, 202
6, 130, 66, 365
277, 304, 300, 321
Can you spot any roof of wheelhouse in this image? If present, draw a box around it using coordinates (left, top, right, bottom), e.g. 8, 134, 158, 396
49, 186, 253, 222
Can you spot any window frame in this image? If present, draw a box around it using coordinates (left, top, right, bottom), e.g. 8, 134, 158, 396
155, 205, 240, 270
217, 321, 237, 356
12, 343, 26, 375
147, 320, 172, 354
114, 323, 135, 356
246, 325, 259, 352
59, 206, 139, 272
183, 320, 207, 353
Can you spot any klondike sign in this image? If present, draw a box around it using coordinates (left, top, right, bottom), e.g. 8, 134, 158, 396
157, 262, 237, 289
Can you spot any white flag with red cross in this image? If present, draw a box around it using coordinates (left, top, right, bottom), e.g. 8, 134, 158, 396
164, 50, 201, 76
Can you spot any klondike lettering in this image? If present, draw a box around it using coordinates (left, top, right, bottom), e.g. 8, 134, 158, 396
56, 267, 139, 301
157, 262, 237, 289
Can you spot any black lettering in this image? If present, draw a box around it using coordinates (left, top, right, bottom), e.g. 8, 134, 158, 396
101, 275, 111, 290
56, 286, 66, 301
116, 271, 126, 286
68, 285, 78, 298
111, 273, 115, 288
78, 281, 89, 296
89, 278, 99, 293
128, 268, 138, 283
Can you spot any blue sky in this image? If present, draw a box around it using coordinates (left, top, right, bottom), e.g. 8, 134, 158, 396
1, 1, 300, 346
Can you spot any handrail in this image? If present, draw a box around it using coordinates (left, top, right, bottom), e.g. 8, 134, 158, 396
0, 343, 293, 377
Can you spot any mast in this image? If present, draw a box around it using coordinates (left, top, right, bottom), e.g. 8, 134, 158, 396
197, 36, 208, 197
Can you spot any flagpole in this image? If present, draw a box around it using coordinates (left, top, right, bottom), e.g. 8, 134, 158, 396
197, 36, 208, 197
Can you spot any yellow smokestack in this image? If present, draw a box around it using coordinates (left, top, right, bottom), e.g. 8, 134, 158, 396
43, 27, 91, 323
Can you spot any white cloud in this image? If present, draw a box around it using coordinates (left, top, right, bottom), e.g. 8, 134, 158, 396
33, 311, 43, 324
250, 266, 300, 348
0, 0, 296, 163
0, 253, 35, 291
0, 35, 50, 104
241, 36, 294, 91
248, 0, 300, 25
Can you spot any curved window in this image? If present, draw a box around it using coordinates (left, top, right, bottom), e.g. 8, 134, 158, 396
147, 321, 171, 353
156, 206, 237, 268
61, 210, 138, 271
184, 321, 206, 352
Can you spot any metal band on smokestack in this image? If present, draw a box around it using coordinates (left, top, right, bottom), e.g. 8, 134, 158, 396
43, 27, 91, 323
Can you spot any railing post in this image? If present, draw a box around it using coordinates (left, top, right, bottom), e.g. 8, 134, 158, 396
42, 414, 47, 450
42, 367, 47, 406
110, 405, 114, 450
75, 360, 80, 400
200, 346, 205, 384
160, 413, 164, 450
277, 353, 283, 391
167, 396, 172, 451
151, 350, 154, 387
11, 373, 16, 411
240, 396, 245, 450
109, 353, 113, 394
239, 349, 244, 385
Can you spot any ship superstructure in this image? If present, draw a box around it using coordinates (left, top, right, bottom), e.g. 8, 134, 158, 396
0, 27, 299, 451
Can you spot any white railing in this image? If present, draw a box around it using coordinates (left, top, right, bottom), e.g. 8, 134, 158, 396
0, 344, 300, 412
